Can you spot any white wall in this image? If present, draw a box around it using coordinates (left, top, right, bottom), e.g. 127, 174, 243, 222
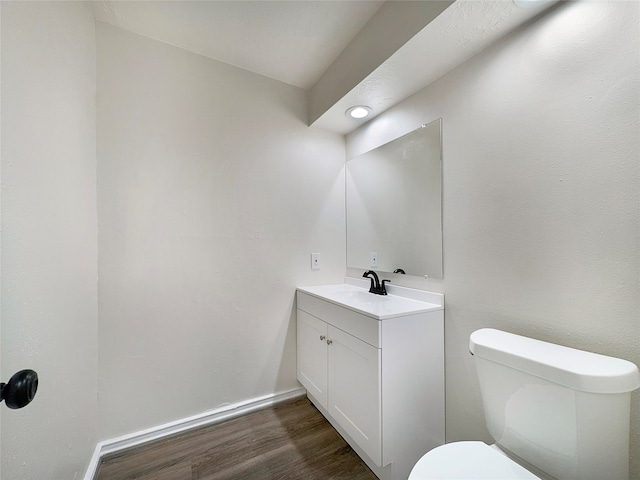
96, 23, 346, 439
348, 0, 639, 477
0, 5, 4, 478
0, 4, 4, 477
1, 2, 98, 479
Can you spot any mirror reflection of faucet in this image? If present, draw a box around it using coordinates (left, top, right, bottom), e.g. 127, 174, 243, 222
393, 268, 406, 274
363, 271, 390, 295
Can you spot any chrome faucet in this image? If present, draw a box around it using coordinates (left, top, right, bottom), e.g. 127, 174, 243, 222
363, 270, 390, 295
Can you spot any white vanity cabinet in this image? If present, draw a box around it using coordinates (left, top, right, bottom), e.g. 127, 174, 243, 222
298, 307, 382, 463
296, 284, 444, 480
297, 309, 330, 408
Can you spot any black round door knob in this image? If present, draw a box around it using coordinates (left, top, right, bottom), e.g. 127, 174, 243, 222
1, 369, 38, 409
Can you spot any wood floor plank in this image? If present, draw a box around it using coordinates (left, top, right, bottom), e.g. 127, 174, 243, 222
96, 397, 377, 480
191, 399, 329, 476
96, 456, 193, 480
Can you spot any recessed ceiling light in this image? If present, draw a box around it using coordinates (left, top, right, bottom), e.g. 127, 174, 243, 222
346, 106, 371, 119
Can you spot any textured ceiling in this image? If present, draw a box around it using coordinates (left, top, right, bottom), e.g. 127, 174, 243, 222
92, 0, 384, 90
92, 0, 556, 133
313, 0, 558, 133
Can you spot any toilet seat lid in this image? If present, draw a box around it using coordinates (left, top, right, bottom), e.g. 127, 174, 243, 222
409, 441, 541, 479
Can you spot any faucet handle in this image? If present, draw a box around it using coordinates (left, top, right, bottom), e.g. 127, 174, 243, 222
380, 280, 390, 295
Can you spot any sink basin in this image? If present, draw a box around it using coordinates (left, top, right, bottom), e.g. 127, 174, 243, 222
331, 290, 386, 304
297, 282, 442, 320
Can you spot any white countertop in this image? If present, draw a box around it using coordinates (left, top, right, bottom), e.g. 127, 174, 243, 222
297, 279, 443, 320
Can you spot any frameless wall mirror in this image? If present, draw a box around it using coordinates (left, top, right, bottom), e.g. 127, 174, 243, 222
346, 118, 443, 278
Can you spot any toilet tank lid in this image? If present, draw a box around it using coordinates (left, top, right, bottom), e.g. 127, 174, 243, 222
469, 329, 640, 394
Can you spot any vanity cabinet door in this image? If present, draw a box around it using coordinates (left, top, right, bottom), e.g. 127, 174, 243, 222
327, 325, 382, 466
296, 310, 328, 409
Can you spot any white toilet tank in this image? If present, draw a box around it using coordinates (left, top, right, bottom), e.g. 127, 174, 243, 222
470, 328, 639, 480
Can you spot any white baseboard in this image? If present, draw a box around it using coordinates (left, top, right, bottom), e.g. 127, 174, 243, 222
84, 387, 306, 480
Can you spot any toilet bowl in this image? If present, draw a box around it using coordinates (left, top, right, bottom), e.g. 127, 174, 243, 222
409, 328, 640, 480
409, 441, 540, 479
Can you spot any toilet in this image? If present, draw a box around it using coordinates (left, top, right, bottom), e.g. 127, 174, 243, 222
409, 328, 640, 480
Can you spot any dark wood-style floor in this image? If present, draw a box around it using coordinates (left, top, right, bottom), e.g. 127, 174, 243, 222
96, 397, 378, 480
